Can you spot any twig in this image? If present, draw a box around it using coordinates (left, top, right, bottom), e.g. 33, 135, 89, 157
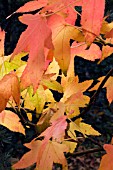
69, 147, 104, 157
96, 36, 113, 47
5, 106, 36, 128
6, 0, 81, 19
71, 68, 113, 121
16, 109, 36, 128
6, 106, 37, 116
86, 136, 103, 148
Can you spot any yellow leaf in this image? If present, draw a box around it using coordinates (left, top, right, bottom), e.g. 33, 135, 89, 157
48, 14, 84, 73
16, 64, 26, 78
61, 76, 93, 102
101, 19, 113, 34
68, 122, 77, 140
79, 122, 100, 136
45, 58, 60, 80
0, 110, 25, 135
74, 120, 101, 136
22, 85, 46, 114
41, 79, 63, 93
61, 76, 92, 118
0, 53, 27, 79
27, 113, 32, 121
68, 119, 100, 138
31, 85, 46, 114
63, 141, 77, 153
45, 89, 56, 102
21, 88, 35, 111
65, 93, 90, 118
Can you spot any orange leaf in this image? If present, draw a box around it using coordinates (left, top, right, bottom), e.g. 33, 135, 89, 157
36, 140, 68, 170
0, 72, 20, 112
0, 27, 5, 57
50, 102, 65, 121
81, 0, 105, 44
13, 139, 42, 169
0, 111, 25, 134
104, 77, 113, 103
99, 144, 113, 170
12, 14, 53, 92
89, 76, 113, 103
13, 140, 68, 170
65, 92, 90, 118
105, 28, 113, 38
99, 45, 113, 63
61, 76, 93, 102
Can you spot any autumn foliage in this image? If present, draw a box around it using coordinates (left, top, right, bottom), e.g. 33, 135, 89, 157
0, 0, 113, 169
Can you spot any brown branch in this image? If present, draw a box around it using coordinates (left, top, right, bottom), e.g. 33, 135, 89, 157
96, 37, 113, 47
5, 106, 36, 128
69, 147, 104, 157
71, 68, 113, 121
17, 110, 36, 128
86, 136, 103, 148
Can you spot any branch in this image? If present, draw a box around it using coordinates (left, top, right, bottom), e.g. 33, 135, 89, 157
71, 68, 113, 121
5, 106, 36, 128
85, 136, 103, 148
17, 109, 36, 128
96, 37, 113, 47
69, 147, 104, 157
6, 106, 37, 115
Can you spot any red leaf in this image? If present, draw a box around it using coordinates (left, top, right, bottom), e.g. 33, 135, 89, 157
16, 0, 48, 13
0, 27, 5, 56
71, 41, 102, 61
42, 0, 82, 25
12, 14, 53, 92
81, 0, 105, 44
39, 115, 67, 142
64, 7, 77, 25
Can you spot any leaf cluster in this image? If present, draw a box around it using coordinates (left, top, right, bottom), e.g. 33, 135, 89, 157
0, 0, 113, 169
